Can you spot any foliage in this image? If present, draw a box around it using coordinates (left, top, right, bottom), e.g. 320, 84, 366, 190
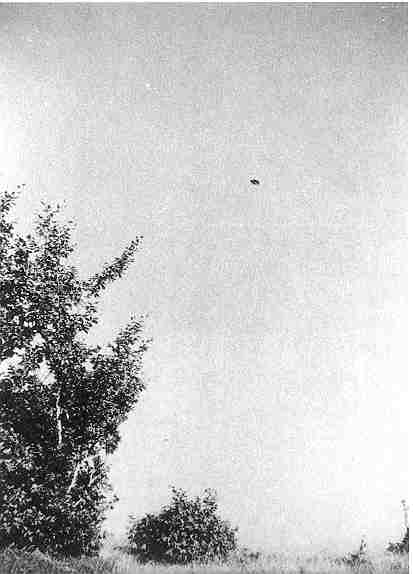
0, 190, 148, 556
336, 538, 375, 571
126, 487, 238, 564
387, 500, 409, 556
233, 547, 262, 565
0, 547, 409, 574
387, 528, 409, 555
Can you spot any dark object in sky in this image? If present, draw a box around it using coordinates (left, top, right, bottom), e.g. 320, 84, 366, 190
250, 179, 260, 185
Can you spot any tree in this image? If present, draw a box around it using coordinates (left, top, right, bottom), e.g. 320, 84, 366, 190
0, 189, 148, 556
127, 487, 238, 564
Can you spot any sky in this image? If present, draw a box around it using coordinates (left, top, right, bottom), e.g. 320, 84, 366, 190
0, 3, 408, 556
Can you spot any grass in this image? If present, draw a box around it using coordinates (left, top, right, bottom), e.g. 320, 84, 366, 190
0, 548, 113, 574
0, 548, 409, 574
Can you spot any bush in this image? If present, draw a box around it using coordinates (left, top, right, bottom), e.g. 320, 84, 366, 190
387, 527, 409, 555
126, 487, 238, 564
336, 538, 374, 570
387, 500, 409, 556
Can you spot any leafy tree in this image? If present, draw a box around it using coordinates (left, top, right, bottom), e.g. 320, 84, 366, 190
127, 487, 238, 564
0, 189, 148, 556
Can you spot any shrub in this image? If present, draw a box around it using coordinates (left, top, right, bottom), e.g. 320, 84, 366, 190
336, 538, 374, 570
387, 500, 409, 556
126, 487, 238, 564
387, 527, 409, 555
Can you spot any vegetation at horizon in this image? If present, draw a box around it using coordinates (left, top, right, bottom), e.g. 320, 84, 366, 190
0, 189, 408, 573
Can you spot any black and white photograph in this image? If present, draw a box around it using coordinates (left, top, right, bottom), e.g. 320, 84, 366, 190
0, 3, 408, 573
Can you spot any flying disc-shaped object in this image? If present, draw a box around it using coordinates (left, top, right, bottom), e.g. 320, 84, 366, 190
250, 179, 260, 185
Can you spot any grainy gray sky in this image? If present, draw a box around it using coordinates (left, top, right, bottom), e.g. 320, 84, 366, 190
0, 3, 408, 555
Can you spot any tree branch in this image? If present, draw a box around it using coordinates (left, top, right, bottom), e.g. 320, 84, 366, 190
66, 452, 101, 494
67, 461, 81, 494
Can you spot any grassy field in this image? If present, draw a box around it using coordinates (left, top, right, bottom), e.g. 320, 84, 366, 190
0, 547, 409, 574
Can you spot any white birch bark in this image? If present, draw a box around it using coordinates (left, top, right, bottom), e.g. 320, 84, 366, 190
67, 452, 101, 494
56, 388, 63, 448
